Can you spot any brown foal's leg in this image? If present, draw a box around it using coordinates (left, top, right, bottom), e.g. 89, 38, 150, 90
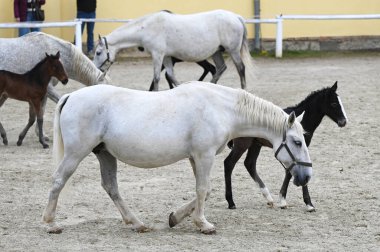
17, 102, 36, 146
0, 95, 8, 145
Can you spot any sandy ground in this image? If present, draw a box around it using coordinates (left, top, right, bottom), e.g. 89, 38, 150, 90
0, 53, 379, 251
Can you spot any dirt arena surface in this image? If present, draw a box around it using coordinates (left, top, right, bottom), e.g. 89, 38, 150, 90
1, 53, 379, 251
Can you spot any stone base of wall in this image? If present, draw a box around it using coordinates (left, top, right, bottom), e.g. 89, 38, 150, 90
257, 36, 380, 52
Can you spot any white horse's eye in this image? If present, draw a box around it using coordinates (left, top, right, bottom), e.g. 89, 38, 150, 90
96, 51, 101, 56
294, 140, 302, 146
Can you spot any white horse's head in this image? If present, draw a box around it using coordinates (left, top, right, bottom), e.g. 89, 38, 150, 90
93, 35, 115, 72
272, 112, 312, 187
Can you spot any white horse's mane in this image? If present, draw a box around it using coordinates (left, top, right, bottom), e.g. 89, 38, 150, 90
236, 90, 304, 135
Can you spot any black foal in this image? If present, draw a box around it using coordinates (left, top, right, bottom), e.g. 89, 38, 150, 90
224, 81, 347, 211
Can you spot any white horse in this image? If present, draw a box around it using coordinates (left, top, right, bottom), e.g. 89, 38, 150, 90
0, 32, 110, 139
43, 82, 312, 234
93, 10, 253, 91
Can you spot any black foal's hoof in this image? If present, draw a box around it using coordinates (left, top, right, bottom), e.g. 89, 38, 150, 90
16, 140, 22, 146
2, 139, 8, 145
228, 204, 236, 209
42, 143, 49, 149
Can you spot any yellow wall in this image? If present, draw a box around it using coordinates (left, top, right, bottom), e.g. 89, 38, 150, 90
261, 0, 380, 38
1, 0, 380, 41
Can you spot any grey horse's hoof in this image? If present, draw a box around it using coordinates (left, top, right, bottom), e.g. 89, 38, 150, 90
169, 212, 177, 228
47, 226, 63, 234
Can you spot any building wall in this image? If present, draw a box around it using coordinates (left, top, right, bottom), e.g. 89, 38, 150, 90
260, 0, 380, 39
1, 0, 380, 42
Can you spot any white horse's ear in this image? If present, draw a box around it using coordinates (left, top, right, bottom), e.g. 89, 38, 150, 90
98, 34, 103, 45
288, 111, 296, 127
296, 111, 305, 123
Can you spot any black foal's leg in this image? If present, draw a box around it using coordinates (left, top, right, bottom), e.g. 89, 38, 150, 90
302, 185, 316, 212
17, 103, 36, 146
224, 139, 251, 209
196, 60, 216, 81
279, 172, 292, 209
243, 143, 274, 207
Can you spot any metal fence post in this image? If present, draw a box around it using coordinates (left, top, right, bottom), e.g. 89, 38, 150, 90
275, 15, 283, 58
74, 20, 82, 52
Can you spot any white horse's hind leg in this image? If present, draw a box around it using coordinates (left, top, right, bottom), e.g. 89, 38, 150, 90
42, 155, 84, 233
230, 51, 246, 89
95, 149, 149, 232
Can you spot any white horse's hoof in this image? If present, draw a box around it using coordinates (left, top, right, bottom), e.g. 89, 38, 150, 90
278, 196, 287, 209
200, 226, 216, 235
132, 224, 151, 233
306, 205, 316, 212
194, 219, 216, 234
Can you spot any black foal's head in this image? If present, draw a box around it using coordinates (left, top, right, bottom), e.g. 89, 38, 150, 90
322, 81, 347, 127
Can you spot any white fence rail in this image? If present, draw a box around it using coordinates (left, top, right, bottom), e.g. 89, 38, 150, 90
0, 21, 83, 50
1, 14, 380, 58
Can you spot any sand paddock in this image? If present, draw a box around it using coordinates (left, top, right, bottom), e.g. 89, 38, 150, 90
0, 53, 379, 251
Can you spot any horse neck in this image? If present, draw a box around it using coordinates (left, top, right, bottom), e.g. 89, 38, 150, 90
284, 92, 326, 140
108, 22, 144, 53
26, 60, 52, 88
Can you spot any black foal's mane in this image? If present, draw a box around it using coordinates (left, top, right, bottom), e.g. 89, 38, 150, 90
283, 86, 333, 116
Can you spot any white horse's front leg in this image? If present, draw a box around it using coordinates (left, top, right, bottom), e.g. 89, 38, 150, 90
151, 53, 164, 91
35, 82, 61, 141
163, 56, 180, 87
47, 81, 61, 103
169, 155, 215, 234
192, 154, 215, 234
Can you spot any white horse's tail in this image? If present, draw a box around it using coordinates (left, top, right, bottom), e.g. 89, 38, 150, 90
52, 94, 70, 167
238, 17, 257, 85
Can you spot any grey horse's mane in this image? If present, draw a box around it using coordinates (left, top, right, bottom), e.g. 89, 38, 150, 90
236, 90, 304, 135
70, 45, 106, 85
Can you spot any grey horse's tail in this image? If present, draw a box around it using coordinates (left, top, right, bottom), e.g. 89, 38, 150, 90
238, 16, 256, 86
52, 94, 70, 167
